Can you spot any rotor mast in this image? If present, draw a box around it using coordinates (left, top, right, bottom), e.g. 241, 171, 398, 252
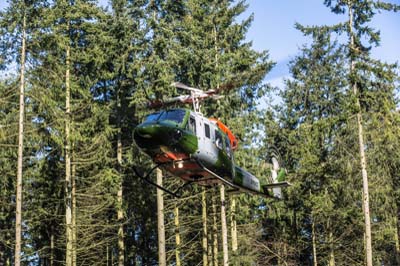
190, 90, 201, 114
172, 82, 221, 115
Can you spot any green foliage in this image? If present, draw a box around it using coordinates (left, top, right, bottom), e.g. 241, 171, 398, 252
262, 1, 400, 265
0, 77, 19, 264
0, 0, 399, 265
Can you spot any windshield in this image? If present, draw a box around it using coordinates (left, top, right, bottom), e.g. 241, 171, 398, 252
144, 110, 186, 124
158, 109, 186, 124
144, 112, 161, 122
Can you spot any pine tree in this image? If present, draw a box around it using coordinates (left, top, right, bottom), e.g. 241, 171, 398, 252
92, 0, 158, 263
15, 11, 26, 266
265, 1, 400, 264
25, 1, 117, 264
323, 1, 400, 264
265, 24, 356, 265
0, 1, 50, 264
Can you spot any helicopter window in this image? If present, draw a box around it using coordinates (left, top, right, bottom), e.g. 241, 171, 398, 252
225, 135, 231, 157
189, 116, 196, 133
144, 112, 161, 122
215, 130, 223, 150
205, 123, 210, 138
158, 109, 186, 124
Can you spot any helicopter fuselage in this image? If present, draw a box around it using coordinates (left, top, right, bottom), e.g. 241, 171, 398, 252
134, 108, 265, 194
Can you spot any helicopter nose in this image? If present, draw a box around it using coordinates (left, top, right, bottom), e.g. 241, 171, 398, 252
135, 123, 157, 139
134, 122, 185, 150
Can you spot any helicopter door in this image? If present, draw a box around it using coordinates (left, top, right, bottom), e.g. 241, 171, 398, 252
195, 117, 219, 165
188, 116, 196, 133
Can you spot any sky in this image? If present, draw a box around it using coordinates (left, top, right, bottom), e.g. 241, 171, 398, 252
1, 0, 399, 89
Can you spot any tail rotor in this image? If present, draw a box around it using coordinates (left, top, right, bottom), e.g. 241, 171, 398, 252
262, 147, 290, 199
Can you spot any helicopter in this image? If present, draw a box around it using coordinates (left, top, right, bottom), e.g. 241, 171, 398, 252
133, 82, 289, 198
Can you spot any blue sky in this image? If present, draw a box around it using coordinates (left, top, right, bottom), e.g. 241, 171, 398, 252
1, 0, 399, 88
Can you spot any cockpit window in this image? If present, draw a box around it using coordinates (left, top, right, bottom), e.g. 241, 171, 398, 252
158, 110, 186, 124
225, 135, 231, 157
144, 109, 186, 124
144, 112, 161, 122
215, 130, 223, 150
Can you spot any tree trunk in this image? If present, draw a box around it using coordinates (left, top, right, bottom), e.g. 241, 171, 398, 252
65, 34, 73, 266
72, 160, 77, 266
202, 188, 208, 266
207, 230, 214, 266
212, 189, 219, 266
106, 245, 109, 266
157, 169, 166, 266
348, 6, 373, 266
212, 16, 222, 266
14, 11, 26, 266
230, 197, 238, 252
311, 217, 317, 266
0, 247, 3, 266
174, 204, 181, 266
220, 185, 229, 266
310, 190, 317, 266
358, 114, 373, 266
328, 219, 335, 266
328, 231, 335, 266
208, 231, 213, 266
117, 129, 124, 266
50, 228, 54, 266
396, 202, 400, 265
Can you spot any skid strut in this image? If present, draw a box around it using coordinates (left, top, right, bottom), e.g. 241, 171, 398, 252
132, 163, 193, 198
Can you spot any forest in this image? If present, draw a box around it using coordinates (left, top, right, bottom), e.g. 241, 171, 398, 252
0, 0, 399, 265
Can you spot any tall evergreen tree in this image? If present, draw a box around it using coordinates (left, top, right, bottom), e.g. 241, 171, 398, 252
0, 1, 50, 264
97, 0, 157, 263
25, 1, 116, 264
323, 1, 399, 264
264, 27, 351, 265
266, 1, 400, 265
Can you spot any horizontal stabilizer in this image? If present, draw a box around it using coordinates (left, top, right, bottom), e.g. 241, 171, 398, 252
262, 181, 291, 199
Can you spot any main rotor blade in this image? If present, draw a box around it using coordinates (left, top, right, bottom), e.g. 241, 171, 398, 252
173, 81, 237, 95
147, 95, 192, 108
172, 82, 203, 93
164, 95, 192, 104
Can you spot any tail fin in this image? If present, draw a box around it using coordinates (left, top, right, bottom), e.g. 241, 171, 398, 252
262, 157, 290, 199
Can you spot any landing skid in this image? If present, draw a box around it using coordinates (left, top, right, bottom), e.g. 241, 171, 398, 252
132, 163, 194, 198
133, 161, 284, 199
196, 160, 277, 199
